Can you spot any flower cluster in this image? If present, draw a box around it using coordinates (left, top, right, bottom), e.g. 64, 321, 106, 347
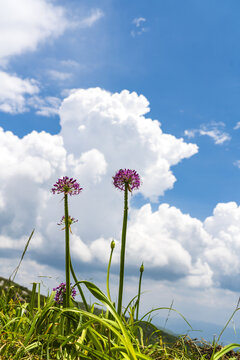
113, 169, 141, 192
51, 176, 82, 196
53, 282, 77, 304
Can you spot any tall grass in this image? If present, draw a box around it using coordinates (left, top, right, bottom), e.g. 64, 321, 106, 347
1, 171, 240, 359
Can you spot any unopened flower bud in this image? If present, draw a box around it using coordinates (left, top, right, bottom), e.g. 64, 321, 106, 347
111, 239, 115, 250
140, 263, 144, 273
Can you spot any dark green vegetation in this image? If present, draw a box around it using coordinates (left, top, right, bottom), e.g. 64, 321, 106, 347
0, 276, 240, 359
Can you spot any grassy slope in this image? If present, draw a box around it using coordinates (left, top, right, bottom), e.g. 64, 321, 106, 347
0, 275, 177, 345
2, 276, 240, 359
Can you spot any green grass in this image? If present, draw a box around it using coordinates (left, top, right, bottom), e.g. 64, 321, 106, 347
1, 173, 240, 359
1, 276, 240, 360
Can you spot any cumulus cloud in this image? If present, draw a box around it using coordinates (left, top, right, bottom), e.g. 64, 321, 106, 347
60, 88, 198, 201
202, 202, 240, 290
0, 87, 198, 274
184, 122, 231, 145
0, 71, 39, 113
2, 87, 240, 304
91, 203, 213, 288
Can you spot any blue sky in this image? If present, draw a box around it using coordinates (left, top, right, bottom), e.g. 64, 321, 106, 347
2, 0, 240, 341
3, 0, 240, 219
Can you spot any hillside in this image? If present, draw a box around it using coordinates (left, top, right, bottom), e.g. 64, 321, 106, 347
0, 275, 178, 345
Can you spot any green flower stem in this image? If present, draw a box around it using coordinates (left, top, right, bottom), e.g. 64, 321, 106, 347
117, 183, 128, 315
70, 258, 89, 311
64, 193, 70, 308
136, 263, 144, 321
107, 240, 115, 301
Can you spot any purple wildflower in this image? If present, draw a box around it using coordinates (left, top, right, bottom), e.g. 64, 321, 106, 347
51, 176, 82, 196
53, 282, 77, 304
113, 169, 141, 192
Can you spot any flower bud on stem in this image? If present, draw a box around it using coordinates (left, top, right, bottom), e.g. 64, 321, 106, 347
107, 240, 115, 301
136, 262, 144, 321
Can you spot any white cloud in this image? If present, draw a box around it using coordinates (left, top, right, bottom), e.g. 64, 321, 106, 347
199, 129, 230, 144
0, 71, 39, 113
48, 70, 72, 81
184, 122, 231, 145
71, 234, 92, 262
3, 87, 240, 324
0, 0, 68, 113
0, 2, 104, 64
60, 59, 81, 68
133, 17, 146, 27
131, 17, 147, 37
28, 96, 61, 117
60, 88, 198, 201
0, 256, 237, 326
0, 87, 197, 265
68, 148, 108, 185
0, 0, 68, 64
184, 129, 197, 139
203, 202, 240, 280
234, 122, 240, 130
0, 128, 66, 183
0, 73, 61, 116
90, 199, 240, 293
91, 203, 213, 288
78, 9, 104, 28
0, 1, 104, 115
233, 160, 240, 168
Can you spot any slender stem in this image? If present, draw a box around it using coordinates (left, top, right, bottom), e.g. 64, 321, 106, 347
70, 258, 89, 311
107, 240, 115, 301
117, 184, 128, 315
136, 263, 144, 321
64, 193, 70, 308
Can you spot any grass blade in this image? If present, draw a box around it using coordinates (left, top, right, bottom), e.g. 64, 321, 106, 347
9, 229, 35, 282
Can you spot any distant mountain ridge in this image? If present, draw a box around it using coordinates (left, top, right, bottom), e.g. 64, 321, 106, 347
0, 276, 36, 301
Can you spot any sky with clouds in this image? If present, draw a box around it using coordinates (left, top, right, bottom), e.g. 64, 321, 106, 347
2, 0, 240, 338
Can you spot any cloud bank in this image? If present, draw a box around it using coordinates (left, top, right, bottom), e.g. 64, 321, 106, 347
0, 87, 240, 306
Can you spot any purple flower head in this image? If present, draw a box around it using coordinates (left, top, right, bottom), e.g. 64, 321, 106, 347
113, 169, 141, 192
53, 282, 77, 304
51, 176, 82, 196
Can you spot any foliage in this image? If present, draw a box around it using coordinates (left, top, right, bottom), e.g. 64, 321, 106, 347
1, 271, 240, 359
1, 170, 240, 359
